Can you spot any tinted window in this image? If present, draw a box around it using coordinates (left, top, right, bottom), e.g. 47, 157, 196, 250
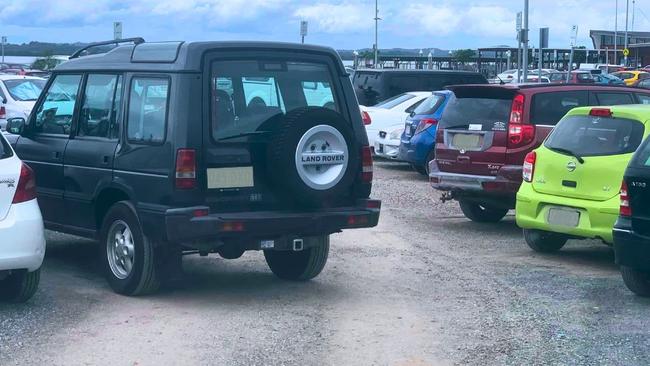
79, 74, 121, 138
33, 74, 82, 136
389, 76, 421, 96
374, 93, 415, 109
354, 72, 381, 105
616, 72, 633, 80
638, 79, 650, 89
0, 133, 12, 160
440, 97, 511, 131
545, 115, 645, 157
413, 93, 445, 115
211, 60, 340, 140
595, 92, 634, 105
127, 78, 169, 144
3, 79, 46, 101
631, 137, 650, 167
637, 93, 650, 104
530, 91, 588, 126
405, 99, 425, 114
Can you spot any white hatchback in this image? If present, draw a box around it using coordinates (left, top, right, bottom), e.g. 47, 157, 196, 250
0, 75, 47, 131
0, 132, 45, 302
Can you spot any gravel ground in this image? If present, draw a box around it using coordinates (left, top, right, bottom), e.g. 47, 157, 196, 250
2, 160, 650, 365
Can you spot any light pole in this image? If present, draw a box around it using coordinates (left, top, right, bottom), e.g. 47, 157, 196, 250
374, 0, 380, 68
615, 0, 618, 64
0, 36, 5, 63
625, 0, 629, 66
522, 0, 529, 82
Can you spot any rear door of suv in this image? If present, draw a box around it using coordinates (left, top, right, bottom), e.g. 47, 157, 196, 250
625, 137, 650, 236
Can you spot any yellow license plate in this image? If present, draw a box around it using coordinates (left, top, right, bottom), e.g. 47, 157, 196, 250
452, 133, 481, 149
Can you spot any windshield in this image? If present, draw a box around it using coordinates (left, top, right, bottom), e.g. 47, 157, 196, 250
440, 96, 512, 131
374, 93, 415, 109
3, 79, 46, 101
211, 60, 340, 141
412, 93, 445, 115
545, 115, 645, 157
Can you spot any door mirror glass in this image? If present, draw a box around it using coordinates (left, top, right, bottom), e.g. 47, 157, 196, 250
6, 117, 25, 134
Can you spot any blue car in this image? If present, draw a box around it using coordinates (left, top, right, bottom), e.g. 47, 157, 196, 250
399, 90, 452, 175
593, 73, 625, 85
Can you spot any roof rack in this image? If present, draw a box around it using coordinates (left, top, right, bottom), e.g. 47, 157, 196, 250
69, 37, 145, 59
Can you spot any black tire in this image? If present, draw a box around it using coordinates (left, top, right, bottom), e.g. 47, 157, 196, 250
415, 149, 436, 177
100, 201, 161, 296
621, 266, 650, 297
264, 236, 330, 281
0, 269, 40, 303
523, 229, 568, 253
266, 107, 359, 207
412, 164, 427, 176
458, 200, 509, 223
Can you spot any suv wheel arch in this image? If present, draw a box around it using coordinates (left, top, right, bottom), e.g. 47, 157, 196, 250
94, 187, 131, 231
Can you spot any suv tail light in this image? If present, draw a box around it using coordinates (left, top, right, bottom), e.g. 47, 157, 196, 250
361, 111, 372, 125
0, 106, 5, 120
522, 151, 536, 183
175, 149, 197, 189
620, 181, 632, 217
12, 163, 37, 204
361, 145, 373, 183
508, 94, 535, 148
413, 118, 437, 135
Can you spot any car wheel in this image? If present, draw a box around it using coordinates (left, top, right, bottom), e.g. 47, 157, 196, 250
0, 269, 40, 303
100, 201, 161, 296
420, 149, 436, 177
264, 236, 330, 281
523, 229, 568, 253
411, 163, 427, 176
458, 200, 509, 223
621, 266, 650, 297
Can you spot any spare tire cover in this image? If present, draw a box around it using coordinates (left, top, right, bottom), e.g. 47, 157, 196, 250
266, 107, 359, 205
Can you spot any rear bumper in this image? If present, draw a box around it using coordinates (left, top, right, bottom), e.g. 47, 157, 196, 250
0, 200, 46, 272
164, 199, 381, 246
429, 160, 521, 194
399, 130, 435, 166
516, 182, 618, 243
613, 218, 650, 270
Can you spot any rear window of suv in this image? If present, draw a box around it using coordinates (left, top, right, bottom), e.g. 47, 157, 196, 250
440, 96, 511, 131
211, 60, 339, 140
545, 114, 645, 157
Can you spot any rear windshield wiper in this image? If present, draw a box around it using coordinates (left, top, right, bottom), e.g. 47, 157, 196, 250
548, 146, 584, 164
216, 130, 271, 141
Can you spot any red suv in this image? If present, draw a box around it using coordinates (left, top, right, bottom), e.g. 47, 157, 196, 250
429, 84, 650, 222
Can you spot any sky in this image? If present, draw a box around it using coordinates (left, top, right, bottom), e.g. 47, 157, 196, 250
1, 0, 649, 50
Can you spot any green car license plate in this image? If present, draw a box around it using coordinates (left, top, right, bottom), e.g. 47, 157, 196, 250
546, 207, 580, 227
452, 133, 481, 150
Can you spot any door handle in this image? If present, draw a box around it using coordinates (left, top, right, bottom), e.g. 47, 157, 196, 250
102, 155, 110, 165
52, 151, 61, 160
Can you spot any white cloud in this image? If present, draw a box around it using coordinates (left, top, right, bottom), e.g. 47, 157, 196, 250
294, 3, 373, 33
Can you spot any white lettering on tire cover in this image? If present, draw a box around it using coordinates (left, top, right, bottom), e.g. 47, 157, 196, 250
295, 124, 349, 190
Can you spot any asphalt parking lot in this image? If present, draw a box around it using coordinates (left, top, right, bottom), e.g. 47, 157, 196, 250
2, 160, 650, 366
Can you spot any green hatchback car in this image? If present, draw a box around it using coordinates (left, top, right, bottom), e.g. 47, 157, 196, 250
516, 105, 650, 252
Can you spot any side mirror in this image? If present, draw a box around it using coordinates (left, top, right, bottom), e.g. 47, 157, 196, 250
5, 117, 25, 135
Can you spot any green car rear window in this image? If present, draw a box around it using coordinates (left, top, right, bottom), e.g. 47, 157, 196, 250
545, 115, 645, 157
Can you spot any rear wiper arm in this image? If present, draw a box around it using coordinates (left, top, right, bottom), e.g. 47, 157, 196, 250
217, 130, 271, 141
549, 147, 584, 164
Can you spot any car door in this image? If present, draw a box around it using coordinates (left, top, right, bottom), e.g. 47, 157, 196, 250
13, 73, 83, 224
63, 74, 122, 231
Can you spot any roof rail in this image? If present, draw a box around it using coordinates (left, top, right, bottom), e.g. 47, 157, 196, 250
69, 37, 145, 59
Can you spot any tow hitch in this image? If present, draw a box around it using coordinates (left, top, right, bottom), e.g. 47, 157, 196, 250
440, 191, 454, 203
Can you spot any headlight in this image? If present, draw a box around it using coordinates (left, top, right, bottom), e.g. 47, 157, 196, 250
389, 128, 402, 140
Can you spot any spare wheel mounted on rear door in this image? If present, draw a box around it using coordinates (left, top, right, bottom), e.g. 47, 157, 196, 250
266, 107, 359, 206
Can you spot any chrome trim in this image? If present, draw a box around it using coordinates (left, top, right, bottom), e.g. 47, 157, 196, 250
114, 169, 168, 178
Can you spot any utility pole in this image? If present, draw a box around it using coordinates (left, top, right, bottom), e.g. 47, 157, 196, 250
615, 0, 618, 65
625, 0, 629, 66
632, 0, 636, 31
0, 36, 5, 63
374, 0, 380, 68
522, 0, 529, 82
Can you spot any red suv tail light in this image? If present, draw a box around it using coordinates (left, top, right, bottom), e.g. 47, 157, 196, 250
620, 181, 632, 217
508, 94, 535, 148
414, 118, 437, 135
175, 149, 197, 189
361, 145, 373, 183
0, 106, 6, 120
522, 151, 536, 183
361, 111, 372, 125
12, 163, 37, 204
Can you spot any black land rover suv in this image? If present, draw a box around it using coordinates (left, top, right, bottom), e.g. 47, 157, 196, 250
4, 39, 380, 296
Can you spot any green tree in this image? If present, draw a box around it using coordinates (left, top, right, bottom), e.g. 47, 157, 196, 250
451, 49, 476, 64
31, 51, 60, 70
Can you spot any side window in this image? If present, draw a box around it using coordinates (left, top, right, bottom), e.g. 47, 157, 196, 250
596, 92, 634, 105
639, 80, 650, 89
301, 81, 335, 110
530, 91, 588, 126
33, 74, 82, 136
389, 76, 421, 96
127, 77, 169, 144
78, 74, 121, 138
636, 93, 650, 104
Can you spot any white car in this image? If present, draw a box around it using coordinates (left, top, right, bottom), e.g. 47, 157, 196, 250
0, 132, 45, 302
374, 124, 405, 160
361, 91, 431, 148
0, 75, 46, 131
